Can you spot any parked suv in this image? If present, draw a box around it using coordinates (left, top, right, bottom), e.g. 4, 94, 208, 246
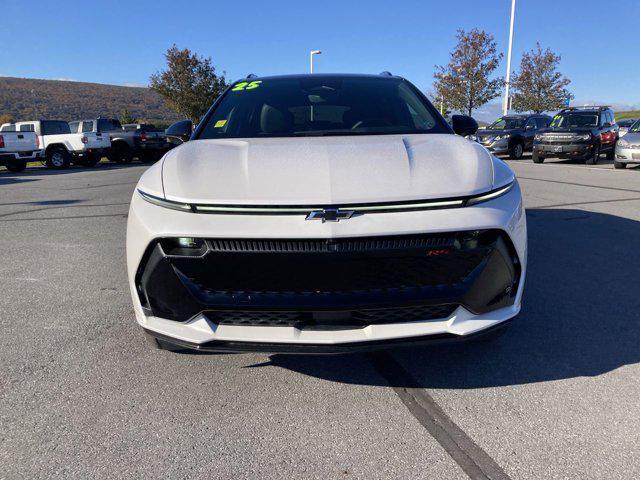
473, 114, 552, 159
533, 107, 618, 165
71, 118, 171, 163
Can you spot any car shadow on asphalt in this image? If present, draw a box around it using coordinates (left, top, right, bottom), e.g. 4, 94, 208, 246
0, 160, 149, 179
264, 208, 640, 388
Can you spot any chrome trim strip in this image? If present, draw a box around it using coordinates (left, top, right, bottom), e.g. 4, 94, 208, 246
138, 181, 514, 215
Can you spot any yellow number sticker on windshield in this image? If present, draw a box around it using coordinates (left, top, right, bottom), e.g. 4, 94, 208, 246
232, 80, 262, 91
214, 120, 227, 128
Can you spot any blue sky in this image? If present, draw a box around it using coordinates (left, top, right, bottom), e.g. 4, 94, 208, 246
2, 0, 639, 117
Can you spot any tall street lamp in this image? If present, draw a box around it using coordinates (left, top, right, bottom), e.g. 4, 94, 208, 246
503, 0, 516, 115
310, 50, 322, 73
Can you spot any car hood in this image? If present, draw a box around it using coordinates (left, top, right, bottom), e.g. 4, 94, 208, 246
621, 132, 640, 144
477, 129, 519, 137
160, 134, 498, 205
539, 127, 594, 135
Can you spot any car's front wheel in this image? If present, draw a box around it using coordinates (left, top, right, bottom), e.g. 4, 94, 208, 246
532, 152, 545, 164
586, 144, 600, 165
509, 141, 524, 160
614, 160, 626, 169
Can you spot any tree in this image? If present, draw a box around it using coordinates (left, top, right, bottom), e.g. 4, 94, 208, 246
433, 29, 504, 117
0, 114, 14, 125
511, 44, 572, 113
150, 45, 228, 123
119, 109, 137, 125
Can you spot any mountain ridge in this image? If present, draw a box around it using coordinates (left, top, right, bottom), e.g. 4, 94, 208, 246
0, 77, 181, 124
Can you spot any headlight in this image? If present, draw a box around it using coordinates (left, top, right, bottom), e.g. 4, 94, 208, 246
577, 134, 592, 141
494, 134, 510, 141
468, 134, 478, 141
466, 182, 515, 206
138, 189, 192, 212
534, 134, 543, 141
617, 139, 630, 148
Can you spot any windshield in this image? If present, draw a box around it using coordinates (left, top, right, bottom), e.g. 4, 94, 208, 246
630, 120, 640, 133
197, 76, 447, 139
550, 113, 599, 129
488, 117, 525, 130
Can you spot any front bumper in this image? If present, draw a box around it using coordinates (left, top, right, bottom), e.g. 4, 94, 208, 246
127, 183, 527, 350
615, 146, 640, 164
479, 139, 509, 154
144, 318, 514, 353
534, 142, 593, 159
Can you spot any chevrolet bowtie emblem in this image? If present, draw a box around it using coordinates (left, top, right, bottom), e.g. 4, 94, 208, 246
306, 208, 355, 222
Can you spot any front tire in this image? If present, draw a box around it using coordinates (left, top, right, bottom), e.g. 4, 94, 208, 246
532, 152, 545, 164
614, 160, 626, 169
46, 148, 71, 169
509, 141, 524, 160
5, 159, 27, 173
585, 144, 600, 165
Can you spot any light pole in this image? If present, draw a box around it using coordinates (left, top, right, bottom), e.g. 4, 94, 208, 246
503, 0, 516, 115
310, 50, 321, 73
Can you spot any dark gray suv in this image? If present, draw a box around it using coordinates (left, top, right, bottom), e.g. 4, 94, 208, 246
473, 114, 552, 159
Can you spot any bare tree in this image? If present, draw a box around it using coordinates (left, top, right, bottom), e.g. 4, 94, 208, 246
433, 29, 504, 117
511, 43, 572, 113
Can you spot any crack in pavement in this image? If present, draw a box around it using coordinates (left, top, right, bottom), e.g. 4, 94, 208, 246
369, 352, 511, 480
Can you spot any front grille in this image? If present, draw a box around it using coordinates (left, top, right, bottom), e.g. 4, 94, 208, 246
541, 135, 583, 144
206, 235, 454, 254
137, 230, 521, 326
205, 304, 458, 329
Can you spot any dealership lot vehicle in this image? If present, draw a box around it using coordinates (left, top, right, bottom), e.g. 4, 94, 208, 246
532, 106, 618, 165
0, 129, 41, 172
472, 114, 551, 159
614, 119, 640, 169
127, 74, 526, 353
71, 118, 172, 164
5, 120, 111, 168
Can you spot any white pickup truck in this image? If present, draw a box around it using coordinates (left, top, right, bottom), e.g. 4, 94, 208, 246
0, 129, 42, 172
2, 120, 111, 169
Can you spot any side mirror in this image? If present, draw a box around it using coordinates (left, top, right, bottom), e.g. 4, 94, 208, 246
451, 115, 478, 137
165, 120, 193, 144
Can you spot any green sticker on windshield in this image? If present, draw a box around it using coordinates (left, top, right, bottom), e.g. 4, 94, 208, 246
232, 80, 262, 91
214, 120, 227, 128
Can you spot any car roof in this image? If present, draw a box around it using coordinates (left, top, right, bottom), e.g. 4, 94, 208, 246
232, 73, 404, 83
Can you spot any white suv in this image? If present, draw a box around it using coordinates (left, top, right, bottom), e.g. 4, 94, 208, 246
127, 73, 527, 353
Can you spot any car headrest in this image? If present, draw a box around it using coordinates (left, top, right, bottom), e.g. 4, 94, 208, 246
260, 105, 293, 134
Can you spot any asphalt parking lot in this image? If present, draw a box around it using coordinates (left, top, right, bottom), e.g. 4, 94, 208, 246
1, 156, 639, 479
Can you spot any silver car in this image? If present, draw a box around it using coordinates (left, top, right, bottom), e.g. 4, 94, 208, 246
615, 119, 640, 169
